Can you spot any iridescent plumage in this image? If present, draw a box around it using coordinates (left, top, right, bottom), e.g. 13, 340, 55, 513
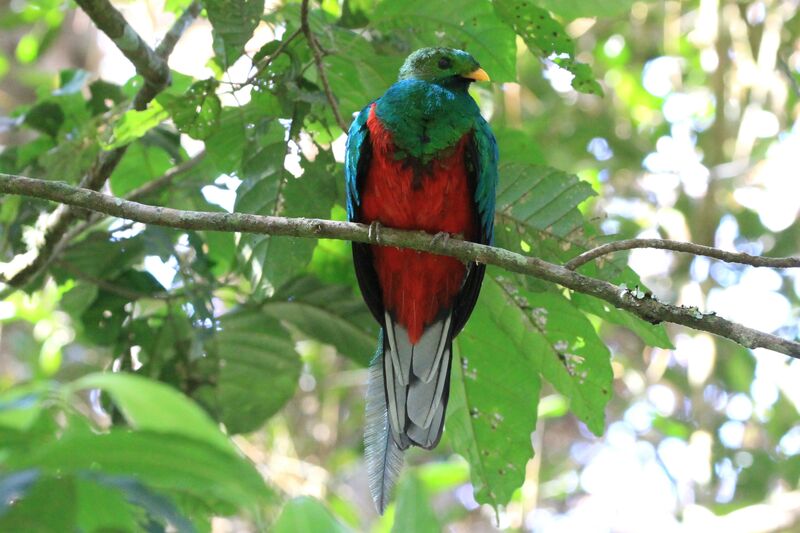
345, 47, 498, 512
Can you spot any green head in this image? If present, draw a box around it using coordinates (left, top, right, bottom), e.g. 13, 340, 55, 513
398, 47, 490, 84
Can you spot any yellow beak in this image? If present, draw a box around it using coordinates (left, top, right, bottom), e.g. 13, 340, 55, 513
464, 67, 490, 82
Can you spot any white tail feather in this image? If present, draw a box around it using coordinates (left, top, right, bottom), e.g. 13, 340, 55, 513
364, 334, 404, 514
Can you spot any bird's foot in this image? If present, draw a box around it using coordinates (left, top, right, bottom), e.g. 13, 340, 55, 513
430, 231, 451, 247
368, 221, 384, 245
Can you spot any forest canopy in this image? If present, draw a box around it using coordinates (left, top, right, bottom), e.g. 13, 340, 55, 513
1, 0, 800, 531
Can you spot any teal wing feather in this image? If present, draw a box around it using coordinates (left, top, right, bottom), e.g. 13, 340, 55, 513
345, 103, 372, 221
472, 114, 499, 243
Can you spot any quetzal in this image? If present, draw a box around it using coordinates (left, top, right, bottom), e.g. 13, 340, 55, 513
345, 47, 498, 512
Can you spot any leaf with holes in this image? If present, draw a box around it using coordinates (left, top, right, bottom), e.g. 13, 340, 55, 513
493, 0, 602, 94
206, 0, 265, 68
449, 276, 540, 508
160, 79, 221, 140
493, 163, 670, 346
498, 277, 613, 435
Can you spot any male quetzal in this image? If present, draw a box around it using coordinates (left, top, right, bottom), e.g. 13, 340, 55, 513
345, 47, 498, 512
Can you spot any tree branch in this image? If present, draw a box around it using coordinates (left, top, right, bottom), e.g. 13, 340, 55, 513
565, 238, 800, 271
1, 1, 200, 290
301, 0, 349, 132
133, 0, 202, 109
75, 0, 171, 106
2, 173, 799, 359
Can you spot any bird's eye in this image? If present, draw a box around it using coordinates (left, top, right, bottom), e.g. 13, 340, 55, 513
437, 57, 452, 69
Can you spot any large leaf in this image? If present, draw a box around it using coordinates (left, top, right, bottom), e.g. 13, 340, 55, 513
391, 474, 440, 533
537, 0, 644, 20
273, 497, 351, 533
373, 0, 517, 82
571, 292, 674, 348
491, 277, 614, 434
211, 307, 301, 434
267, 276, 379, 366
74, 477, 139, 533
206, 0, 265, 68
68, 372, 235, 454
494, 163, 671, 346
235, 131, 338, 298
448, 277, 541, 508
15, 430, 271, 511
494, 0, 602, 94
318, 28, 400, 118
204, 107, 251, 174
0, 476, 77, 532
496, 163, 596, 240
110, 142, 173, 196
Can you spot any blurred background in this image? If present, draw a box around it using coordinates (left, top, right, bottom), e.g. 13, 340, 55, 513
2, 0, 800, 531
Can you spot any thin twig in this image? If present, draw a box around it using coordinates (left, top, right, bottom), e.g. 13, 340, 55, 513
156, 1, 201, 58
240, 27, 303, 88
2, 172, 800, 359
301, 0, 349, 132
564, 238, 800, 271
133, 0, 202, 109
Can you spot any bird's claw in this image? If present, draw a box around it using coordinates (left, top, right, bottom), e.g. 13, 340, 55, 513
368, 221, 383, 245
430, 231, 451, 247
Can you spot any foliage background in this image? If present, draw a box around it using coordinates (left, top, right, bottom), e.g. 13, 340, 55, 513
1, 0, 800, 531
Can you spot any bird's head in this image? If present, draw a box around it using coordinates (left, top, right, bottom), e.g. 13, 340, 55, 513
398, 48, 490, 85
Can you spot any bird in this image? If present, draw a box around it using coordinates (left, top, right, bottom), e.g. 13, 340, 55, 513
345, 47, 498, 513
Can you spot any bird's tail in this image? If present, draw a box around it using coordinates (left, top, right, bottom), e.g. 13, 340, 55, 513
364, 330, 404, 514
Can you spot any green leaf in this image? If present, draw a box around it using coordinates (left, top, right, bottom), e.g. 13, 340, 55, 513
0, 476, 77, 532
160, 79, 222, 140
68, 372, 235, 454
449, 277, 540, 508
103, 101, 170, 150
571, 292, 674, 348
39, 136, 99, 183
206, 0, 265, 68
494, 163, 671, 346
373, 0, 517, 82
0, 383, 48, 432
503, 281, 612, 435
83, 473, 195, 532
24, 101, 63, 137
537, 0, 642, 20
110, 142, 173, 196
274, 497, 352, 533
58, 232, 146, 280
319, 29, 400, 118
267, 276, 378, 366
494, 0, 602, 94
203, 107, 249, 174
211, 308, 301, 433
17, 430, 271, 511
75, 477, 138, 532
391, 474, 440, 533
496, 164, 596, 239
236, 133, 338, 297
